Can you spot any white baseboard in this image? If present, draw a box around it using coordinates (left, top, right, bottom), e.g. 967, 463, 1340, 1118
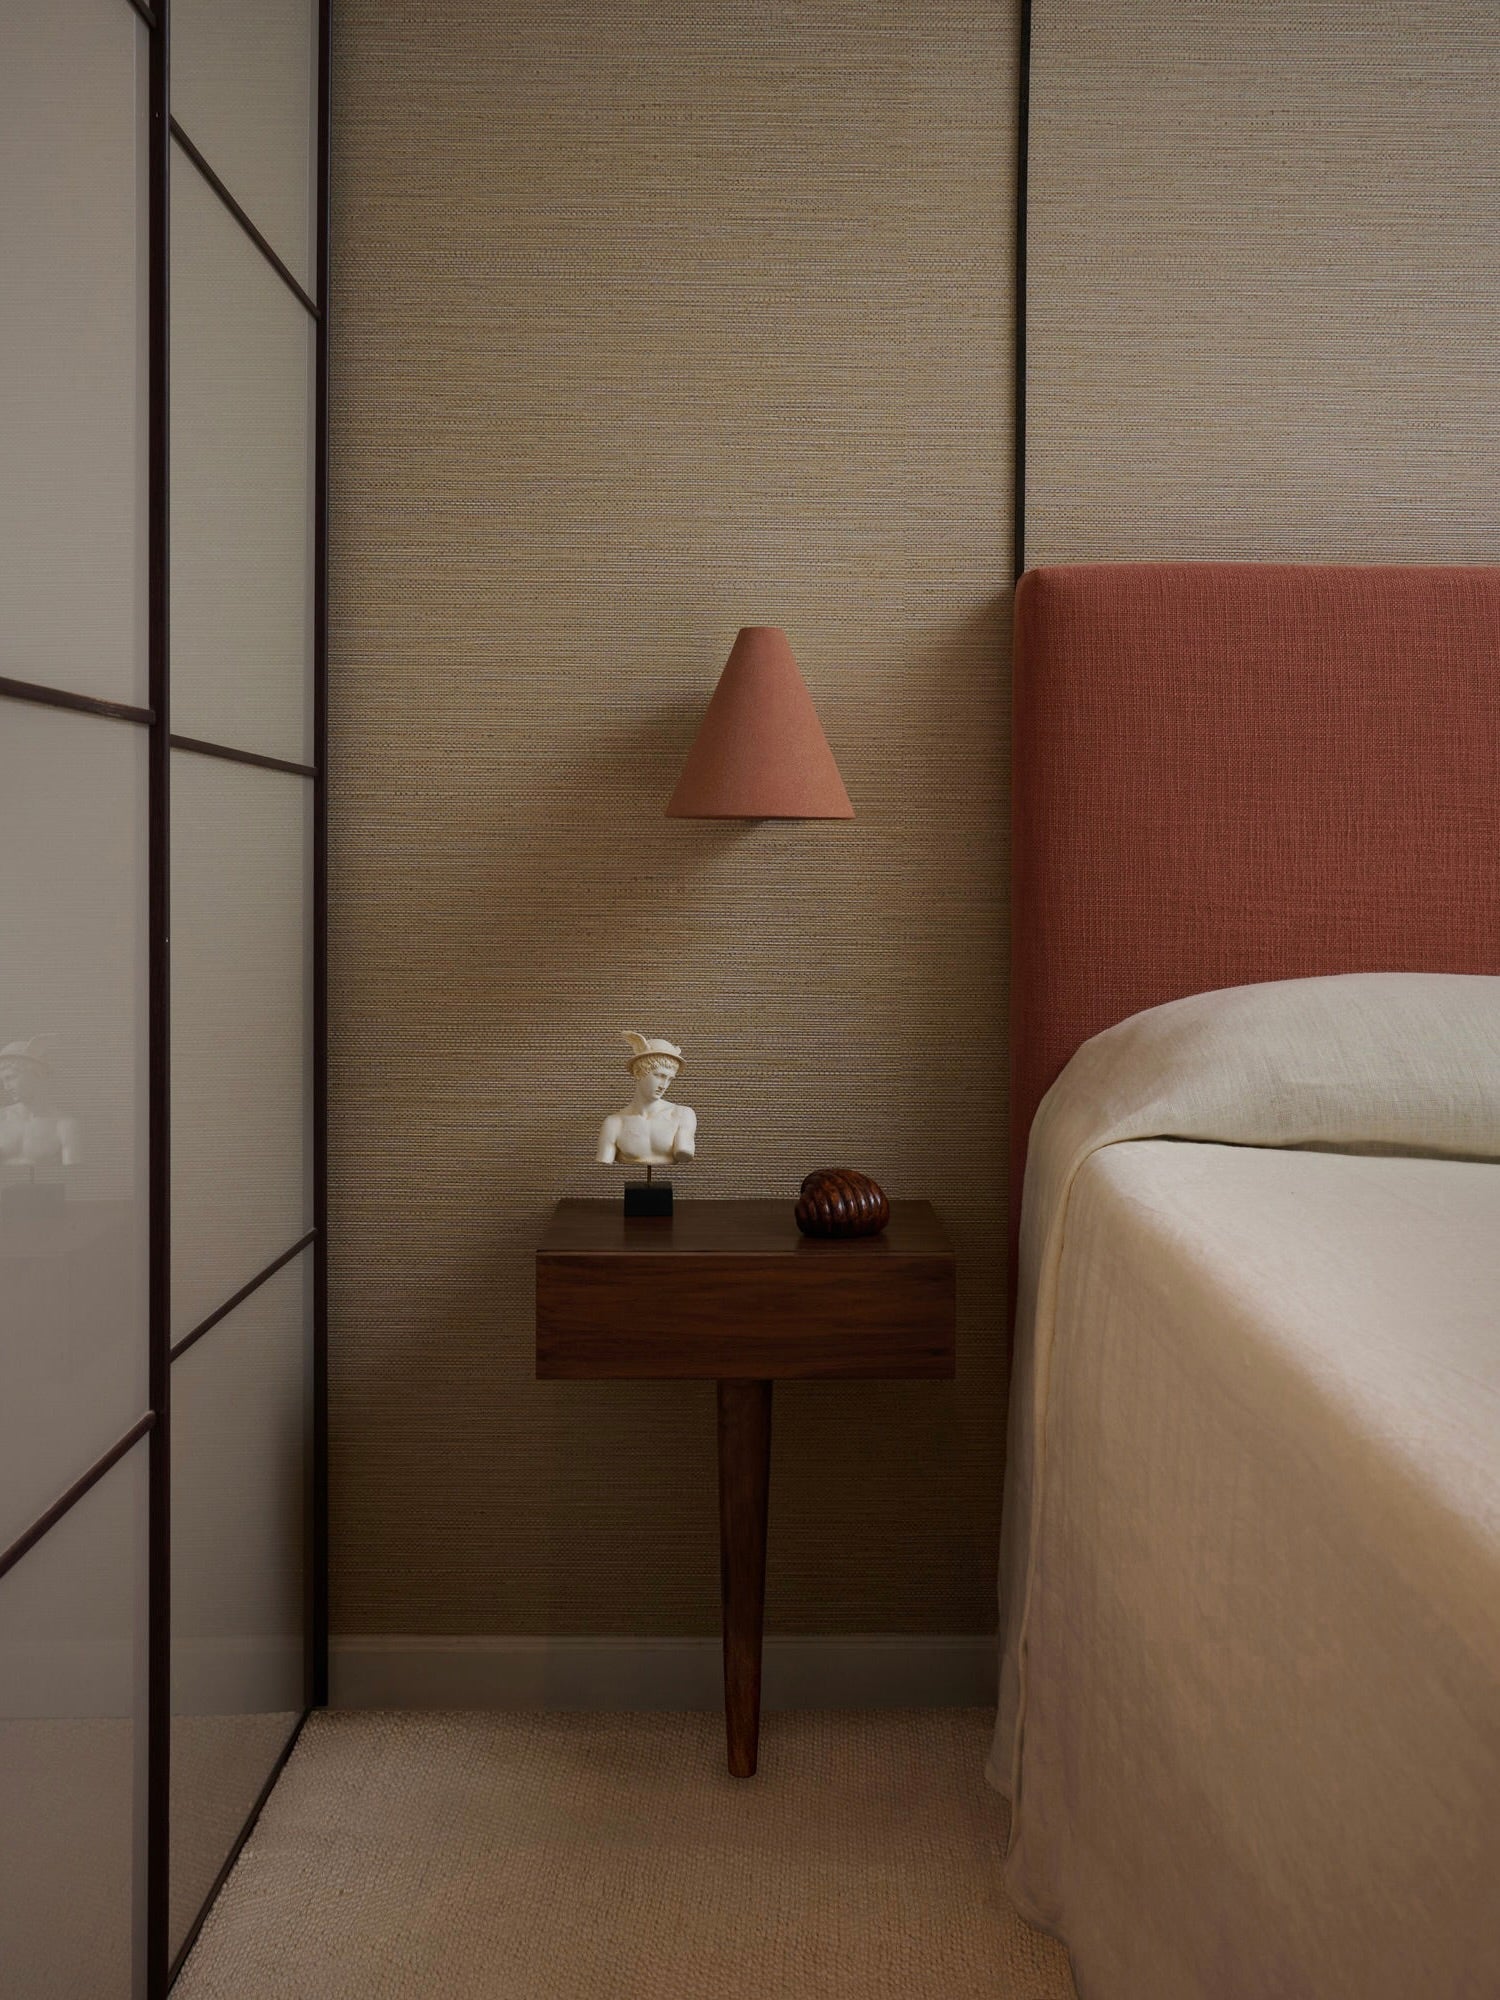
330, 1634, 997, 1712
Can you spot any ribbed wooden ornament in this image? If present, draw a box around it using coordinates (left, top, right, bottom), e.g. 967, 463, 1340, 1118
794, 1167, 890, 1238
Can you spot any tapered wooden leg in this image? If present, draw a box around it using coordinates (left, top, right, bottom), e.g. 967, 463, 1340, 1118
717, 1379, 772, 1778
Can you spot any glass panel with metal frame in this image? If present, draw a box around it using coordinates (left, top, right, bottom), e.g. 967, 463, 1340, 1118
169, 1249, 311, 1963
0, 0, 149, 710
1, 704, 149, 1554
169, 753, 312, 1344
170, 0, 319, 299
169, 147, 316, 768
0, 1438, 148, 2000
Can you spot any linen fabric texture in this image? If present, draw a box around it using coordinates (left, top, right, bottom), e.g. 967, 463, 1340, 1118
991, 973, 1500, 2000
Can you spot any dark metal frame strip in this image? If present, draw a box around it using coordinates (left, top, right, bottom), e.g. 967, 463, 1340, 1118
0, 1414, 155, 1585
0, 674, 154, 727
169, 119, 322, 320
170, 1230, 317, 1363
169, 732, 318, 779
145, 0, 172, 1987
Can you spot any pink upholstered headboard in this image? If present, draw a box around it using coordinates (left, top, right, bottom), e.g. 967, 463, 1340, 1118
1011, 562, 1500, 1209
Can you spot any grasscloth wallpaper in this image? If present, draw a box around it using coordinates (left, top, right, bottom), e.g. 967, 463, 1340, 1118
1027, 0, 1500, 563
330, 0, 1499, 1643
329, 1, 1017, 1637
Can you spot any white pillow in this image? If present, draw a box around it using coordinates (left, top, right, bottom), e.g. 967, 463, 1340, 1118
1031, 972, 1500, 1182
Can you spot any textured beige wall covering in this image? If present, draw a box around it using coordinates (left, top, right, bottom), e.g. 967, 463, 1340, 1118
1027, 0, 1500, 563
329, 2, 1016, 1636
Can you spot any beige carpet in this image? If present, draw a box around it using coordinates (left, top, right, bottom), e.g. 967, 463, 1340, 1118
172, 1709, 1076, 1999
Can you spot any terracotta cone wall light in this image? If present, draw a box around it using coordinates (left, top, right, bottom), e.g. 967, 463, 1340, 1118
665, 627, 854, 819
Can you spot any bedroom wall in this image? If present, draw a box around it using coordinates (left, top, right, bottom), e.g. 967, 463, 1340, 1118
1025, 0, 1500, 563
327, 2, 1017, 1642
329, 0, 1498, 1658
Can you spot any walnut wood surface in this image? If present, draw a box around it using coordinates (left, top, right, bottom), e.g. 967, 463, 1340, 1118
535, 1199, 955, 1380
717, 1380, 772, 1778
535, 1199, 956, 1778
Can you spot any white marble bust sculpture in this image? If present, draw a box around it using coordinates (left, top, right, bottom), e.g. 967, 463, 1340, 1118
596, 1033, 696, 1171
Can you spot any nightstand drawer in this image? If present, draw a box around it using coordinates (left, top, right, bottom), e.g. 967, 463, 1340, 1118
536, 1246, 955, 1379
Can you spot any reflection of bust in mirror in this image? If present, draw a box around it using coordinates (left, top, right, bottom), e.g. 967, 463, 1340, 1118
1, 1036, 81, 1216
597, 1033, 695, 1215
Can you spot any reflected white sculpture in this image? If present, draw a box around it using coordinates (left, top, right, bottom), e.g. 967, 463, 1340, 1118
0, 1036, 81, 1172
596, 1032, 696, 1171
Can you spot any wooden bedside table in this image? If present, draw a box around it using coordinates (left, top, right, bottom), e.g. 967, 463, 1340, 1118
535, 1198, 956, 1776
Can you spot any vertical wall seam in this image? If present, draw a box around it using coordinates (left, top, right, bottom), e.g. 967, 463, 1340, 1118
1013, 0, 1031, 582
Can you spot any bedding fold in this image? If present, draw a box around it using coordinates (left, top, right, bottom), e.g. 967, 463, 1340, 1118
991, 973, 1500, 2000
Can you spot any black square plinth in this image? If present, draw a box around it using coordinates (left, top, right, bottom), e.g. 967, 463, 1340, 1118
623, 1179, 673, 1217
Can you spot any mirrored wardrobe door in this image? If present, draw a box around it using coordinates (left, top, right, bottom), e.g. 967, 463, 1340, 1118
1, 705, 150, 1553
0, 1442, 149, 2000
0, 5, 152, 1994
169, 1252, 311, 1962
165, 0, 320, 1969
4, 0, 326, 1986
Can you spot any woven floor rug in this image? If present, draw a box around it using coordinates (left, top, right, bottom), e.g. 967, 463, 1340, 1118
173, 1708, 1075, 1998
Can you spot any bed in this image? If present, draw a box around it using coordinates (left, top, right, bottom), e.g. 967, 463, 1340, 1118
990, 565, 1500, 2000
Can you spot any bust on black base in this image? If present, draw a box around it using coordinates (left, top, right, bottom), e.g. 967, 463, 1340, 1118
595, 1032, 695, 1218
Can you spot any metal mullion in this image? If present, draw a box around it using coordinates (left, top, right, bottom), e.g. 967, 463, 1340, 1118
310, 0, 332, 1712
145, 0, 171, 1988
122, 0, 158, 27
169, 1230, 317, 1364
169, 120, 321, 321
0, 1414, 155, 1586
0, 675, 153, 727
169, 732, 317, 779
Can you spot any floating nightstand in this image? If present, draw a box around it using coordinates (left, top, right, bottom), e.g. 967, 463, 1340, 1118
535, 1197, 955, 1776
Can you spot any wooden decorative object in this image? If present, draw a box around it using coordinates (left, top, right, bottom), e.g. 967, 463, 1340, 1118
794, 1167, 890, 1238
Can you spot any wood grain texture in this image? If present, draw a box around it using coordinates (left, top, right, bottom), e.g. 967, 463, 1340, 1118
535, 1200, 956, 1380
717, 1381, 772, 1777
538, 1199, 949, 1260
328, 0, 1015, 1638
794, 1166, 891, 1239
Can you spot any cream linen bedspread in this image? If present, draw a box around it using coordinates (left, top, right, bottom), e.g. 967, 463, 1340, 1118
989, 974, 1500, 2000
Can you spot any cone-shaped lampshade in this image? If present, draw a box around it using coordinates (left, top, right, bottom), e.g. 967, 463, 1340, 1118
665, 627, 854, 819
